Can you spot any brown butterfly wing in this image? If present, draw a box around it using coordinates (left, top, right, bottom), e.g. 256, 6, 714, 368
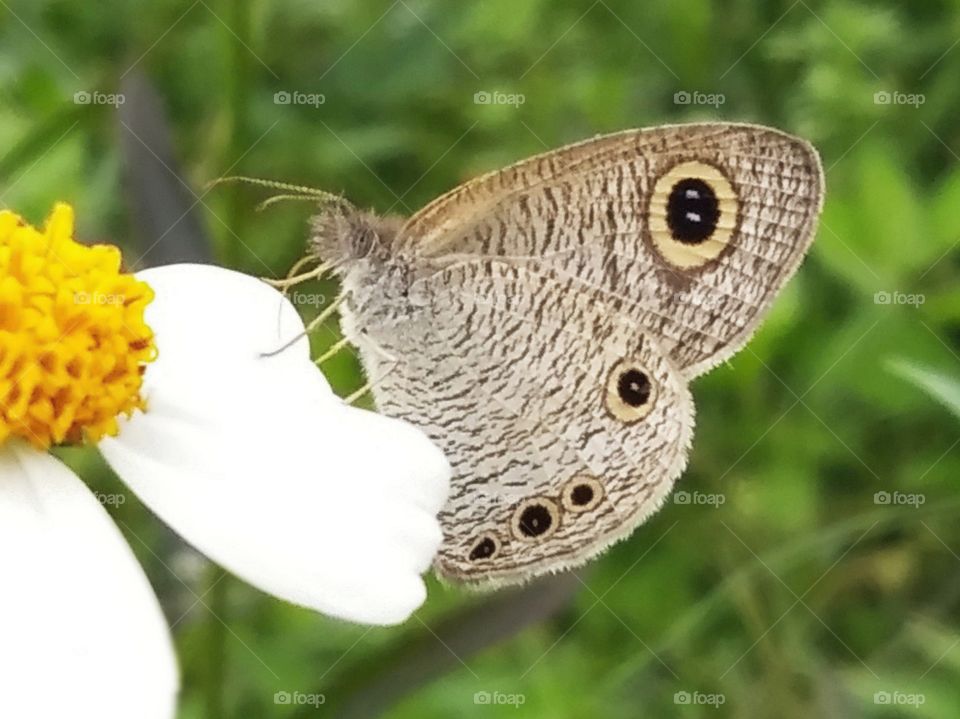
401, 261, 694, 585
353, 123, 823, 584
401, 122, 824, 376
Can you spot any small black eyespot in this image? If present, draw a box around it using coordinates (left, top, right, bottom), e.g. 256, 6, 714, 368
666, 178, 719, 245
519, 504, 553, 537
617, 368, 651, 407
468, 536, 498, 561
562, 476, 604, 513
570, 484, 595, 506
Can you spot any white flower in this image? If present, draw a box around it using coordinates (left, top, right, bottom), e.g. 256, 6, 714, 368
0, 205, 450, 718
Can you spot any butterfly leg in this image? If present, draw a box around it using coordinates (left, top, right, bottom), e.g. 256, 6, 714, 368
343, 383, 372, 405
315, 336, 351, 365
261, 256, 327, 289
260, 294, 345, 358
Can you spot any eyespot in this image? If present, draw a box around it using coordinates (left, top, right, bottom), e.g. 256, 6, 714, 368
604, 359, 657, 423
468, 533, 501, 561
561, 475, 604, 513
667, 178, 719, 243
511, 498, 560, 541
647, 160, 738, 270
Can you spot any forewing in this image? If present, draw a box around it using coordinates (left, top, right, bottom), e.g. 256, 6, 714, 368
401, 123, 823, 377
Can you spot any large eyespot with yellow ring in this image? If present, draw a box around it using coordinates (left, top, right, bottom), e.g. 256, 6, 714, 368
646, 160, 739, 270
604, 359, 657, 423
467, 532, 501, 562
561, 475, 604, 513
511, 498, 560, 541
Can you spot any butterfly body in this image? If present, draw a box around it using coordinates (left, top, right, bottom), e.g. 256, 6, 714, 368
314, 123, 824, 586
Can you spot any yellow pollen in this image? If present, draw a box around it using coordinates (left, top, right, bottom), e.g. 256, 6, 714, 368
0, 204, 157, 450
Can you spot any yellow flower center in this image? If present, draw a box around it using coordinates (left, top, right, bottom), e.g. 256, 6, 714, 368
0, 204, 156, 450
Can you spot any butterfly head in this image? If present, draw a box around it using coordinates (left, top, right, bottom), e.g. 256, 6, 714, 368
309, 203, 402, 272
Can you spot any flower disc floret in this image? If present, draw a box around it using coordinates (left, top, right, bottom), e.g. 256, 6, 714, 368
0, 204, 156, 449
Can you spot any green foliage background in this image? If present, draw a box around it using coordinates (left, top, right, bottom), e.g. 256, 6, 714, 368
2, 1, 960, 717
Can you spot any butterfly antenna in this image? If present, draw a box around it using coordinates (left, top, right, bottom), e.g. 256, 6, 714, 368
208, 175, 337, 198
255, 194, 328, 212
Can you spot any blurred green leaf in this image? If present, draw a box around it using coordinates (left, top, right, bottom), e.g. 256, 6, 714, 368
888, 358, 960, 420
4, 1, 960, 716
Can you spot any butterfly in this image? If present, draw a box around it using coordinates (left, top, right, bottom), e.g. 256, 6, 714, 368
303, 122, 824, 586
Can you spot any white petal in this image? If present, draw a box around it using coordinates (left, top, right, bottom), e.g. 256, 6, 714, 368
135, 263, 330, 403
0, 444, 177, 719
101, 264, 450, 625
